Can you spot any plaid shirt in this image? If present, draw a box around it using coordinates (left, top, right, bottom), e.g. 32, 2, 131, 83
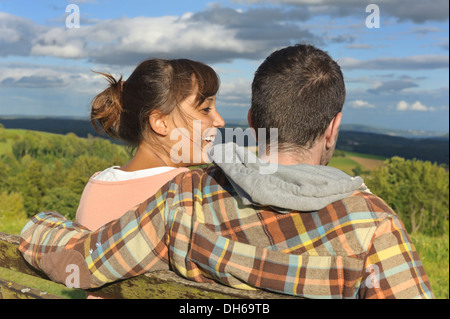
19, 166, 433, 299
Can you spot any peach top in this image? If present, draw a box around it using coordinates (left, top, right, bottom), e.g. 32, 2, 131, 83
75, 166, 189, 230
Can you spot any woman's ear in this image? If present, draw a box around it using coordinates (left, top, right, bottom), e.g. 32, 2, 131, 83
149, 110, 169, 136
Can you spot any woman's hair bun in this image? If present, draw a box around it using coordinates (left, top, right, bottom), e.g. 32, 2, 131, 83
90, 71, 124, 139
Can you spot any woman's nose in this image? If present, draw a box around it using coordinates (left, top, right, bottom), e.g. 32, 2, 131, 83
213, 111, 225, 128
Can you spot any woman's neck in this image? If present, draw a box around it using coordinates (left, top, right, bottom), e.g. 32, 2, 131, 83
119, 142, 178, 172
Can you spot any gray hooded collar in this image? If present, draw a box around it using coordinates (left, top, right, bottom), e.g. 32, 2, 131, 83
208, 142, 366, 213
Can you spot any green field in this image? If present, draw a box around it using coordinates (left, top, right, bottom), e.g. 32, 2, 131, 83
328, 157, 361, 175
328, 151, 386, 175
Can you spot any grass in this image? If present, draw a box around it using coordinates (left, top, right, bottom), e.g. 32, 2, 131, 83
343, 151, 387, 160
0, 216, 29, 235
348, 156, 384, 171
410, 233, 449, 299
328, 150, 386, 175
328, 156, 361, 175
0, 266, 86, 299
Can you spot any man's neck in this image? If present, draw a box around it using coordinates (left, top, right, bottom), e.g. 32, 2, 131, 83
260, 150, 321, 166
258, 141, 326, 166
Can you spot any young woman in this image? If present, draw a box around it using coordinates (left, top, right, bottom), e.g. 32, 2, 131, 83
76, 58, 225, 231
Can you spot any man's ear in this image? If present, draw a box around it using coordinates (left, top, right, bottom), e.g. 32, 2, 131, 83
247, 108, 254, 129
149, 110, 169, 136
325, 112, 342, 149
247, 108, 257, 141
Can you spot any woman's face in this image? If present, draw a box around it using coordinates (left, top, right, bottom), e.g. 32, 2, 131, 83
168, 93, 225, 166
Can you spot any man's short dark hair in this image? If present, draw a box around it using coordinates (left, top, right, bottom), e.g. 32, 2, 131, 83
251, 44, 346, 151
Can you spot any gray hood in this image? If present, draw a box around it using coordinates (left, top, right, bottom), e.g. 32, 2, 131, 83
208, 142, 366, 213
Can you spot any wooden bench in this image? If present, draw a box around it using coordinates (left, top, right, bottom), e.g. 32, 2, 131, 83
0, 231, 296, 299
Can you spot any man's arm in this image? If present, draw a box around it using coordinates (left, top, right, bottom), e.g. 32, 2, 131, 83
19, 180, 176, 289
359, 214, 434, 299
19, 167, 366, 298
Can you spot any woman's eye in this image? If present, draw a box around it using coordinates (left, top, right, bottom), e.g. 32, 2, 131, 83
201, 107, 212, 113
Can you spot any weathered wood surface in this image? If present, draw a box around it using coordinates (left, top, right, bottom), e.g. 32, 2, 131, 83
0, 279, 63, 299
0, 232, 51, 279
0, 232, 297, 299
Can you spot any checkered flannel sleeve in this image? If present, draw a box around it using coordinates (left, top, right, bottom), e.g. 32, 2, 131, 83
358, 214, 434, 299
19, 180, 176, 289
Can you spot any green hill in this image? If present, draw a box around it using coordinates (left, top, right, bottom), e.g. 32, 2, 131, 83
1, 117, 447, 165
0, 127, 130, 228
337, 131, 448, 165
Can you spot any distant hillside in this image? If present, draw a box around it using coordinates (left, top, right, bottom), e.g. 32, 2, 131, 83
0, 117, 100, 138
337, 131, 449, 165
340, 124, 449, 139
0, 117, 448, 165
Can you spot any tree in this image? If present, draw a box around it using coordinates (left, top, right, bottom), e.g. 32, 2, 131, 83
11, 156, 47, 217
366, 157, 449, 236
3, 128, 130, 222
42, 187, 80, 220
0, 123, 5, 142
0, 191, 27, 234
352, 165, 363, 176
0, 191, 26, 220
67, 154, 110, 195
333, 149, 346, 157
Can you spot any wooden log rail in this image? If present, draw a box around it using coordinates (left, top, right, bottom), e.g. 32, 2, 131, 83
0, 232, 296, 299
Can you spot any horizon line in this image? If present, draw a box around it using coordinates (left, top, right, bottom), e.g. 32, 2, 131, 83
0, 115, 448, 135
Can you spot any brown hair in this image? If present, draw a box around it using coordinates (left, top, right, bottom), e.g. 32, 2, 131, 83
251, 44, 345, 151
91, 59, 220, 149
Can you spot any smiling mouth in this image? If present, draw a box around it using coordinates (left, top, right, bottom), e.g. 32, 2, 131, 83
203, 135, 215, 143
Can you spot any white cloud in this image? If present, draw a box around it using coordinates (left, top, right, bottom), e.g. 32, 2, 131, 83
1, 5, 448, 68
217, 78, 252, 108
70, 0, 97, 3
28, 15, 244, 63
0, 8, 319, 65
0, 63, 107, 93
368, 79, 419, 94
408, 26, 443, 35
0, 12, 46, 56
232, 0, 449, 23
345, 44, 374, 50
339, 55, 449, 70
0, 7, 321, 65
348, 100, 375, 109
396, 100, 435, 111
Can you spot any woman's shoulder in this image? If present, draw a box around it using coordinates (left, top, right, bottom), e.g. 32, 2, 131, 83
92, 166, 189, 182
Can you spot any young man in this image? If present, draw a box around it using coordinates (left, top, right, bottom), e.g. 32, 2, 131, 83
19, 44, 433, 299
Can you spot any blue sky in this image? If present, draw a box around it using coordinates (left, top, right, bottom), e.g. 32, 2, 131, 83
0, 0, 448, 132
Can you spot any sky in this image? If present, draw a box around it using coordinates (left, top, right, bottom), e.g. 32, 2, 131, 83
0, 0, 448, 133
